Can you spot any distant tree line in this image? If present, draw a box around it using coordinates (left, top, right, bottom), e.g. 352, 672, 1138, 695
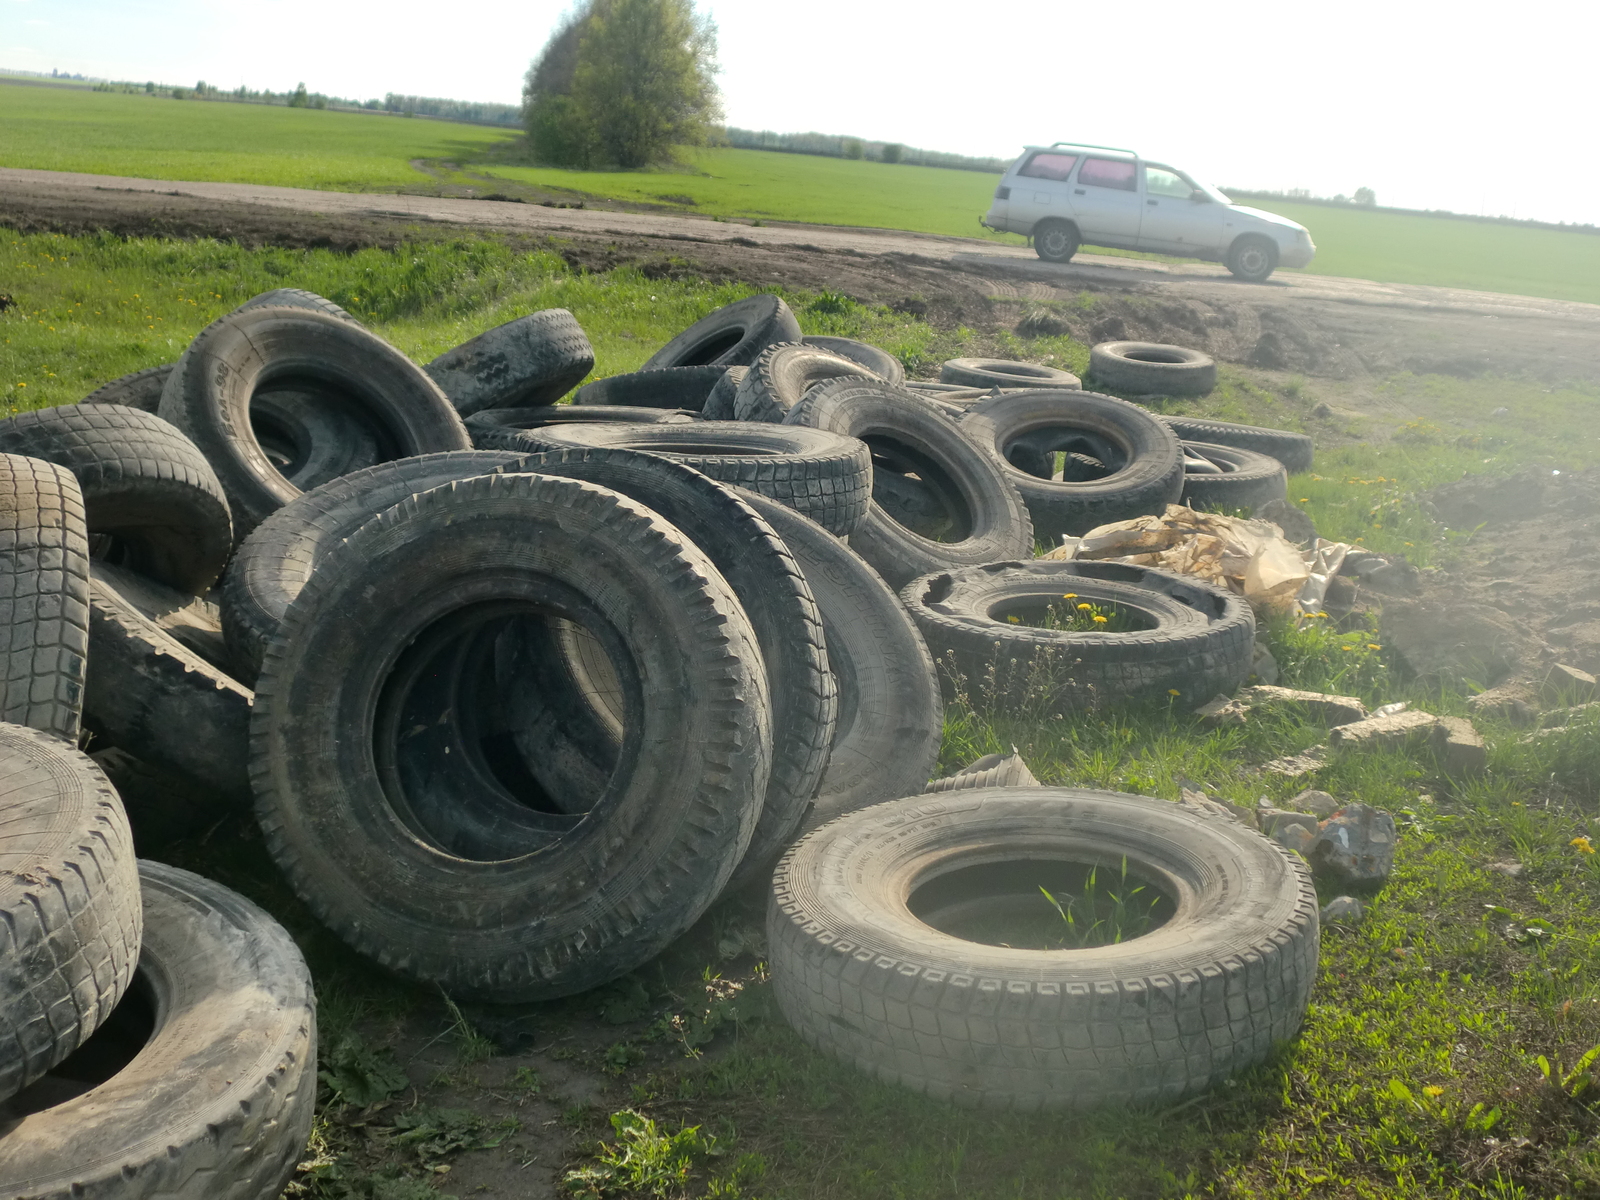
382, 94, 521, 126
720, 127, 1006, 173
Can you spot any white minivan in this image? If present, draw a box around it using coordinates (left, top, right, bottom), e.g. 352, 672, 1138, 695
981, 143, 1315, 281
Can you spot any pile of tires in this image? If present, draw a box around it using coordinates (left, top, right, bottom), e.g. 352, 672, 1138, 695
0, 287, 1319, 1140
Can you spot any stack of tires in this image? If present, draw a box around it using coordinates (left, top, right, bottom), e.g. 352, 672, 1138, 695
0, 286, 1318, 1137
0, 456, 315, 1198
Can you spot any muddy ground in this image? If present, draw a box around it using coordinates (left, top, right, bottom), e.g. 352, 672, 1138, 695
7, 174, 1600, 1196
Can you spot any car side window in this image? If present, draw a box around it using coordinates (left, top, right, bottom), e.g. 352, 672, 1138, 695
1077, 158, 1137, 191
1144, 166, 1192, 199
1018, 152, 1078, 182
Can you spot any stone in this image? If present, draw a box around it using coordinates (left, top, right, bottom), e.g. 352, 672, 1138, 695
1312, 402, 1334, 418
1434, 715, 1488, 776
1320, 895, 1367, 924
1466, 680, 1539, 726
1306, 802, 1397, 887
1544, 664, 1599, 703
1260, 745, 1330, 778
1195, 693, 1249, 726
1343, 550, 1422, 596
1239, 685, 1368, 726
1251, 642, 1281, 685
1328, 709, 1442, 750
1274, 824, 1315, 855
1258, 807, 1320, 837
1485, 860, 1525, 878
1381, 599, 1539, 685
1254, 498, 1319, 546
1289, 789, 1341, 818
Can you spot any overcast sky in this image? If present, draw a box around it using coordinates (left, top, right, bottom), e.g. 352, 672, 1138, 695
5, 0, 1595, 225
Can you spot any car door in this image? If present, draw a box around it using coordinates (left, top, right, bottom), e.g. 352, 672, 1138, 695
1137, 164, 1226, 253
1069, 156, 1142, 244
1010, 150, 1080, 233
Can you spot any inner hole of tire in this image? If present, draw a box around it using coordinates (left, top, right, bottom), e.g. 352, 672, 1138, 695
680, 328, 745, 366
1124, 351, 1188, 364
989, 593, 1153, 633
863, 435, 973, 543
996, 365, 1054, 379
0, 973, 157, 1119
909, 858, 1174, 950
251, 372, 403, 479
374, 600, 638, 860
1004, 429, 1124, 481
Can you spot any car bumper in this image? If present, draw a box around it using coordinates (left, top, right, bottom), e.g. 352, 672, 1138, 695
1279, 242, 1315, 269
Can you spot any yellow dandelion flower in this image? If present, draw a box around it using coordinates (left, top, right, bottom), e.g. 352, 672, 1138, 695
1006, 615, 1020, 624
1168, 689, 1181, 697
1063, 593, 1077, 599
1298, 497, 1310, 502
1077, 603, 1092, 611
1572, 836, 1595, 854
1092, 614, 1108, 624
1367, 644, 1381, 651
1423, 1086, 1443, 1098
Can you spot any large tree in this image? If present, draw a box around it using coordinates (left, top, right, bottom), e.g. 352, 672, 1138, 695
522, 0, 720, 169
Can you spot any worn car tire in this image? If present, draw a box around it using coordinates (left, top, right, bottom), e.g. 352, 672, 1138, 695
466, 405, 697, 451
903, 559, 1256, 709
785, 380, 1033, 589
0, 455, 90, 742
1163, 417, 1313, 474
424, 309, 595, 416
571, 365, 727, 412
79, 366, 173, 415
802, 337, 905, 386
1089, 342, 1217, 397
221, 450, 530, 680
702, 366, 746, 421
1179, 441, 1290, 513
84, 562, 254, 800
236, 286, 358, 323
641, 295, 802, 370
0, 405, 233, 593
1033, 220, 1080, 264
768, 786, 1319, 1110
251, 472, 774, 1000
512, 450, 836, 890
959, 390, 1184, 538
734, 342, 881, 424
1226, 236, 1279, 283
939, 359, 1081, 390
734, 490, 942, 832
0, 723, 141, 1106
518, 421, 873, 537
0, 861, 317, 1200
158, 306, 470, 539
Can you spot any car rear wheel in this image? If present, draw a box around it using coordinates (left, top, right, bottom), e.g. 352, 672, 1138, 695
1033, 221, 1079, 264
1226, 237, 1279, 282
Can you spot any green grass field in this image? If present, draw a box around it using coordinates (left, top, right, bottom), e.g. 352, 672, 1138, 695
6, 81, 1600, 305
3, 227, 1599, 1197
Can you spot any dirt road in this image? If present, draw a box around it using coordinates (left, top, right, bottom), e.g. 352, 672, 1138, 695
5, 166, 1600, 391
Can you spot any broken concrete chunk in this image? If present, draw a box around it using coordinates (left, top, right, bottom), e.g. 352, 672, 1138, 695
1485, 860, 1524, 879
1274, 823, 1315, 855
1544, 663, 1599, 703
1239, 685, 1368, 725
1328, 709, 1441, 750
924, 750, 1040, 793
1260, 745, 1330, 778
1320, 895, 1367, 925
1466, 680, 1539, 726
1195, 693, 1249, 726
1307, 802, 1396, 887
1289, 789, 1341, 818
1258, 807, 1320, 838
1434, 715, 1487, 776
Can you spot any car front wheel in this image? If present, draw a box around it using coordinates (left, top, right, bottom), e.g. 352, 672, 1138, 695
1033, 221, 1079, 264
1226, 236, 1279, 282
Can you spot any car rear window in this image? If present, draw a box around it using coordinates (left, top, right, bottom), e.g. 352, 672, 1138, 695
1018, 152, 1078, 182
1078, 158, 1137, 191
